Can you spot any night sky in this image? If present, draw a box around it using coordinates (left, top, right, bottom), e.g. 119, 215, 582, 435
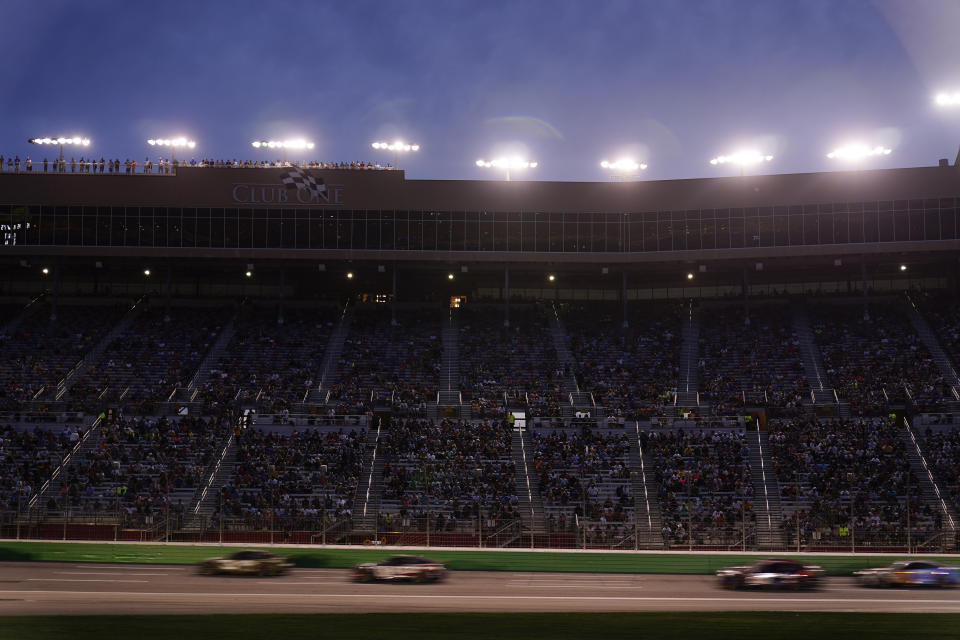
2, 0, 959, 182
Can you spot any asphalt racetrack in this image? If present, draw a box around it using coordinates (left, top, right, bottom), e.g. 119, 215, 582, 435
2, 562, 960, 615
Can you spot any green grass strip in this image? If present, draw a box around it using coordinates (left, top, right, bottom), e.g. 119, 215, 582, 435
1, 540, 956, 576
2, 613, 960, 640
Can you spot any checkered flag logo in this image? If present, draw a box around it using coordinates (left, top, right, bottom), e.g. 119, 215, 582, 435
281, 168, 326, 200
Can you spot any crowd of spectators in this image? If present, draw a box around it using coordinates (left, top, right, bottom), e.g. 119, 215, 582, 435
810, 301, 945, 414
532, 427, 635, 545
380, 418, 518, 531
216, 426, 364, 530
563, 302, 681, 418
0, 423, 82, 511
644, 428, 754, 546
199, 305, 337, 413
329, 307, 441, 414
0, 154, 396, 174
0, 302, 126, 411
920, 426, 960, 519
458, 305, 561, 417
67, 305, 229, 414
48, 415, 232, 528
698, 304, 808, 415
768, 416, 933, 546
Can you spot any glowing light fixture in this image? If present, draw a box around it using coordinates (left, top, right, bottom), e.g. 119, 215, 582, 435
686, 273, 694, 280
900, 264, 908, 272
372, 140, 420, 169
29, 136, 91, 162
935, 91, 960, 107
476, 157, 538, 181
147, 137, 196, 163
346, 272, 354, 279
143, 269, 151, 277
447, 273, 454, 280
601, 158, 647, 181
710, 150, 773, 167
42, 267, 49, 275
826, 143, 892, 170
251, 139, 315, 163
548, 274, 556, 282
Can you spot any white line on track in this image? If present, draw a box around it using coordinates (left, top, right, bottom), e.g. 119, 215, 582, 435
56, 572, 172, 576
69, 565, 183, 571
506, 583, 640, 589
2, 591, 959, 605
26, 579, 149, 584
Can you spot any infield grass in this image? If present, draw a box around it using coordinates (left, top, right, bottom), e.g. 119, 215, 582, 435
1, 613, 959, 640
1, 540, 957, 576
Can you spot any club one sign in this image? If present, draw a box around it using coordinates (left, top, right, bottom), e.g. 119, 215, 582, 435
231, 168, 343, 206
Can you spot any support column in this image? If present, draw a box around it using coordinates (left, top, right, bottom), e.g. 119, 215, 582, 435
742, 267, 750, 326
278, 268, 285, 325
504, 267, 510, 328
861, 262, 869, 321
391, 265, 397, 326
622, 271, 629, 329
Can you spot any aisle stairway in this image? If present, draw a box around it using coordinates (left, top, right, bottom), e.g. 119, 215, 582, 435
511, 420, 546, 535
352, 418, 385, 533
675, 302, 700, 409
746, 428, 786, 549
790, 301, 838, 408
628, 422, 665, 549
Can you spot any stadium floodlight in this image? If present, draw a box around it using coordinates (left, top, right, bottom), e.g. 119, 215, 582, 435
251, 139, 316, 163
29, 136, 91, 162
710, 150, 773, 176
826, 143, 892, 170
476, 157, 538, 181
147, 137, 197, 163
371, 140, 420, 169
935, 91, 960, 107
600, 158, 648, 181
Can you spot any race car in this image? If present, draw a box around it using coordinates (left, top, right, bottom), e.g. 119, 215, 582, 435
854, 560, 960, 588
198, 549, 293, 576
353, 555, 448, 583
717, 558, 822, 590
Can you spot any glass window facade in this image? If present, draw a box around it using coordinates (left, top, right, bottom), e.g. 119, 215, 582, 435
1, 199, 958, 251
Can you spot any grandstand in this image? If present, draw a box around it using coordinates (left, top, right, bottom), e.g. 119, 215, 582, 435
1, 161, 960, 551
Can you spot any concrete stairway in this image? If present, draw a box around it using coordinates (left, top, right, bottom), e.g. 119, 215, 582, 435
902, 420, 958, 551
512, 420, 546, 534
904, 294, 960, 411
305, 303, 352, 405
50, 295, 148, 402
175, 315, 237, 403
547, 303, 594, 417
352, 418, 385, 533
676, 302, 700, 408
437, 309, 462, 409
790, 301, 837, 407
186, 433, 238, 531
746, 427, 786, 549
0, 294, 44, 336
27, 415, 103, 515
628, 422, 665, 549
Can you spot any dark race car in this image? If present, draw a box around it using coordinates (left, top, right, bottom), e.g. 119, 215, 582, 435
353, 555, 448, 583
855, 560, 960, 588
198, 549, 293, 576
717, 558, 822, 590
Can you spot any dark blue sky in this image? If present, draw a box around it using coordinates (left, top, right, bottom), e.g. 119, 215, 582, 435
2, 0, 959, 181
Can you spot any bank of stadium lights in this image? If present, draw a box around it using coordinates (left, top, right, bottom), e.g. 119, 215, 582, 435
371, 140, 419, 169
826, 144, 892, 170
476, 157, 538, 182
251, 139, 315, 163
935, 92, 960, 107
147, 137, 196, 163
600, 158, 647, 181
710, 150, 773, 176
29, 136, 91, 163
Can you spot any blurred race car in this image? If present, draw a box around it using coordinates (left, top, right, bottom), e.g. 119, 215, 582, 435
717, 558, 822, 590
353, 555, 447, 583
854, 560, 960, 588
198, 549, 293, 576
